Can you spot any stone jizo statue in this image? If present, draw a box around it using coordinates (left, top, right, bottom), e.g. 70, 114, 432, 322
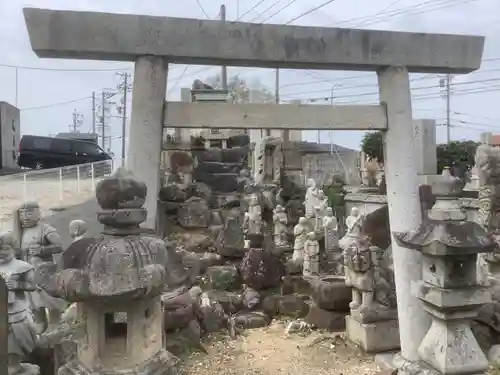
12, 201, 67, 333
345, 207, 361, 233
0, 232, 40, 375
69, 220, 88, 243
305, 178, 321, 218
272, 205, 288, 248
303, 232, 320, 277
292, 217, 308, 262
323, 207, 339, 253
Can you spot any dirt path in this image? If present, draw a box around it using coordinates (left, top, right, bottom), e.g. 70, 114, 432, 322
182, 321, 380, 375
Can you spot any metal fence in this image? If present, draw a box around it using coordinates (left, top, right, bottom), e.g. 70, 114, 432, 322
0, 159, 123, 231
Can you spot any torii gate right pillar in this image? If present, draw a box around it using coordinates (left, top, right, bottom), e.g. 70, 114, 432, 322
379, 66, 428, 360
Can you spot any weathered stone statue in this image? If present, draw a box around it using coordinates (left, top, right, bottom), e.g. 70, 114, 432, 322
343, 236, 395, 313
272, 205, 288, 248
292, 217, 308, 262
303, 232, 320, 276
69, 220, 87, 243
244, 193, 263, 236
36, 167, 185, 375
305, 178, 320, 218
0, 232, 39, 375
12, 202, 66, 332
339, 207, 364, 251
475, 142, 500, 285
323, 207, 339, 253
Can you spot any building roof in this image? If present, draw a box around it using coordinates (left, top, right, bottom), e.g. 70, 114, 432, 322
290, 141, 357, 154
492, 134, 500, 146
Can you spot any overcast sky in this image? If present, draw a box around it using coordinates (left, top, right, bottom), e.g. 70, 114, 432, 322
0, 0, 499, 157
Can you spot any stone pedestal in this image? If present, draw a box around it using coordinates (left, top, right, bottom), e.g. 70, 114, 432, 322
346, 315, 400, 353
394, 176, 494, 375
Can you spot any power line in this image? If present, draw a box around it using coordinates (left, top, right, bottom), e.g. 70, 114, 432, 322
285, 0, 338, 25
237, 0, 267, 20
20, 96, 92, 111
262, 0, 298, 23
250, 0, 284, 22
195, 0, 211, 18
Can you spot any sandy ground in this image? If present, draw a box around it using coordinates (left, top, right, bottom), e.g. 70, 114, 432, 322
0, 175, 103, 231
182, 321, 380, 375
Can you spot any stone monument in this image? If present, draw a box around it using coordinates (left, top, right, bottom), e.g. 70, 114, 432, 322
35, 167, 184, 375
272, 205, 288, 249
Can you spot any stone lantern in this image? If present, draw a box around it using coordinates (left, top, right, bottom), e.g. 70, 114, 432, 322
40, 167, 188, 375
394, 172, 494, 375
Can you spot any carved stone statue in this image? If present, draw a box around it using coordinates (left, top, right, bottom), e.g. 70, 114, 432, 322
0, 232, 40, 375
303, 232, 320, 277
475, 143, 500, 284
343, 236, 396, 314
272, 205, 288, 248
12, 202, 66, 332
339, 207, 364, 251
245, 193, 263, 236
69, 220, 88, 243
323, 207, 339, 253
305, 178, 320, 218
292, 217, 309, 262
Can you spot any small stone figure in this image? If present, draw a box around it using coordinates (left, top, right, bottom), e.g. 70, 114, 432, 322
247, 193, 263, 235
69, 220, 87, 243
0, 232, 40, 375
305, 178, 320, 218
303, 232, 320, 277
12, 202, 66, 332
293, 217, 309, 262
273, 205, 288, 248
323, 207, 339, 262
345, 207, 361, 233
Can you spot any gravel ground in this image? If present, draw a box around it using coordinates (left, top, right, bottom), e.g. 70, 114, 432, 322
181, 321, 380, 375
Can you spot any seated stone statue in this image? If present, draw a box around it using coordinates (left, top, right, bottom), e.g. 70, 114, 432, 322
0, 232, 40, 375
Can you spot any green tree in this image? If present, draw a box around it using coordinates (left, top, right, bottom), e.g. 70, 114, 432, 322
360, 131, 384, 163
436, 140, 479, 178
360, 132, 479, 178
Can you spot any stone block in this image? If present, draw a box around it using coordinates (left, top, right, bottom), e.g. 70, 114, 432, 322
197, 161, 242, 174
262, 294, 309, 318
305, 303, 346, 331
345, 315, 400, 353
205, 265, 241, 291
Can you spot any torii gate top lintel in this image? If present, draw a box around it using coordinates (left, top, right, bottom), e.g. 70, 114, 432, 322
23, 7, 484, 74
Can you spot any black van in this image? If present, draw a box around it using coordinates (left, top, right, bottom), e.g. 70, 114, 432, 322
17, 135, 112, 170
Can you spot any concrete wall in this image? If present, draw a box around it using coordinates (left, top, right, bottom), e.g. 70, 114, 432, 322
0, 102, 20, 169
303, 150, 361, 186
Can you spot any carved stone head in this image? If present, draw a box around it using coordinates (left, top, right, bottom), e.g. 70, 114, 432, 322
0, 232, 15, 264
350, 207, 359, 217
325, 207, 333, 217
69, 220, 88, 239
307, 232, 316, 241
307, 178, 316, 189
298, 217, 308, 226
18, 201, 41, 228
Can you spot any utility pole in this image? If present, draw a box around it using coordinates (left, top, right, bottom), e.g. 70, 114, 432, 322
440, 74, 452, 143
70, 109, 83, 133
116, 72, 132, 161
101, 91, 106, 150
446, 74, 451, 143
92, 91, 96, 135
330, 86, 334, 153
220, 4, 228, 90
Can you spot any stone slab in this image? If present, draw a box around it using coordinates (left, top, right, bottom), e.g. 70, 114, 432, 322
345, 315, 400, 353
24, 8, 484, 73
165, 102, 388, 130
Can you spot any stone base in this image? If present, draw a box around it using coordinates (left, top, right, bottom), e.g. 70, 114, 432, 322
58, 349, 179, 375
345, 315, 400, 353
11, 363, 40, 375
375, 352, 441, 375
305, 304, 346, 331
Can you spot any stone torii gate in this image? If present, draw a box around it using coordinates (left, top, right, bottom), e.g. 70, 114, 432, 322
23, 7, 484, 369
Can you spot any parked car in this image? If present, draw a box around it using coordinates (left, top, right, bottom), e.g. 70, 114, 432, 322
17, 135, 112, 173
